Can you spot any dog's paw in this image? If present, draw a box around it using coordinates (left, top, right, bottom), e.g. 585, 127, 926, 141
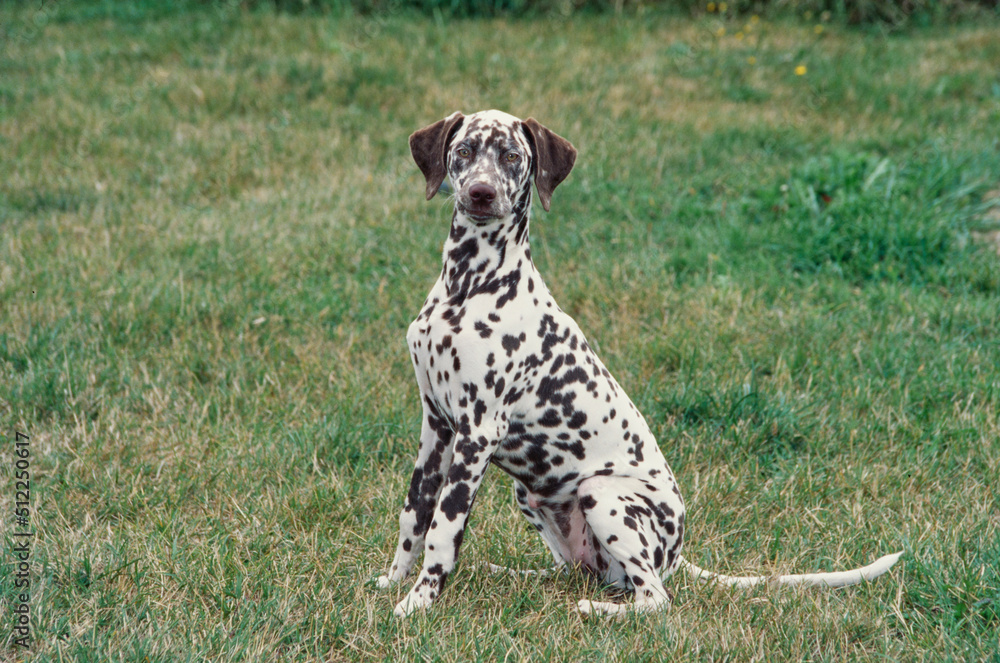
394, 591, 433, 618
577, 598, 634, 617
376, 565, 410, 589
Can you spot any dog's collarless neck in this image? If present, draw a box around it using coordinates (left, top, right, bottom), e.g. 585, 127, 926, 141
440, 206, 532, 302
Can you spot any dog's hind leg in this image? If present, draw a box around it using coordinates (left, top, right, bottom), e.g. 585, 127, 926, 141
574, 475, 685, 617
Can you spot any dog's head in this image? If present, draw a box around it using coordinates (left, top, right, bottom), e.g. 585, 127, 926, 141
409, 110, 577, 224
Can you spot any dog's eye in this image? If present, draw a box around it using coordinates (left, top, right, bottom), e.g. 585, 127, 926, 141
457, 147, 471, 158
506, 152, 519, 162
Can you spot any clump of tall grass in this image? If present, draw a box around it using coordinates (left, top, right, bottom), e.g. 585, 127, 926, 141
745, 149, 1000, 290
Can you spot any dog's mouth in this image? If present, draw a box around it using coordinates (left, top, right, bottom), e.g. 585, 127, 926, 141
457, 203, 504, 224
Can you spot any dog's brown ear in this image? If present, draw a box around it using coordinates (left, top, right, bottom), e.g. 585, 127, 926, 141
409, 112, 465, 201
522, 118, 577, 212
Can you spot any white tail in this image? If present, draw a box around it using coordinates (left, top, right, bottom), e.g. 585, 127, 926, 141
680, 550, 903, 589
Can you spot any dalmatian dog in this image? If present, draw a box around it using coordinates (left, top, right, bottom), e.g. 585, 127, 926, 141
377, 110, 902, 617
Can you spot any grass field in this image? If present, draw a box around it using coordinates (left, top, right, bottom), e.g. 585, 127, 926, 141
2, 2, 1000, 660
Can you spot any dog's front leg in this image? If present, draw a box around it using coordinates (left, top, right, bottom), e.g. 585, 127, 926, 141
393, 417, 505, 617
378, 407, 454, 589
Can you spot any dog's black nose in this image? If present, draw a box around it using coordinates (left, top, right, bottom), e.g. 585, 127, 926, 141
468, 183, 497, 205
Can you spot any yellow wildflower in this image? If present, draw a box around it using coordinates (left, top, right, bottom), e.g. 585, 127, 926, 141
735, 31, 744, 40
747, 56, 757, 65
794, 65, 807, 75
716, 26, 726, 37
707, 1, 715, 11
814, 24, 824, 34
719, 1, 728, 11
750, 14, 760, 23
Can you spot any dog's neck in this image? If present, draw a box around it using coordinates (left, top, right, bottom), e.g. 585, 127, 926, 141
440, 188, 533, 302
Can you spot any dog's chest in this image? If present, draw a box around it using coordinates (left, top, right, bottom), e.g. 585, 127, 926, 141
406, 277, 545, 419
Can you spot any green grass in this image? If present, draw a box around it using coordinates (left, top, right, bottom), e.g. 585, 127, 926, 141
2, 2, 999, 660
